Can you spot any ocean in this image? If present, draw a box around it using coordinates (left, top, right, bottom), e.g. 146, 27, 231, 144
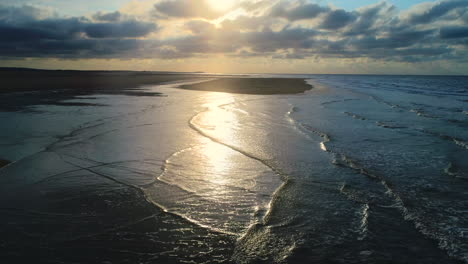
0, 75, 467, 263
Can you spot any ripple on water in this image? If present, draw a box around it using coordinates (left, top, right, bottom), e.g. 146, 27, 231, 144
144, 140, 282, 235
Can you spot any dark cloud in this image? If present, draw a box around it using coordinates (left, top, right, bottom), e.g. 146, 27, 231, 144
407, 0, 468, 24
350, 29, 436, 50
345, 2, 396, 36
440, 26, 468, 39
320, 9, 357, 30
0, 5, 44, 23
0, 5, 158, 58
92, 11, 121, 22
0, 0, 468, 65
270, 2, 330, 21
84, 21, 157, 38
0, 38, 141, 58
0, 17, 84, 42
154, 0, 223, 19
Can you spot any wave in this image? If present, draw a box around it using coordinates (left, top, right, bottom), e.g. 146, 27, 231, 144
410, 108, 438, 118
369, 95, 402, 110
358, 203, 370, 241
298, 123, 331, 152
336, 99, 467, 148
376, 122, 407, 129
299, 78, 468, 262
344, 111, 367, 121
333, 150, 468, 262
342, 108, 410, 131
447, 119, 468, 125
368, 94, 447, 121
321, 99, 343, 106
444, 163, 468, 180
419, 129, 468, 150
321, 98, 359, 106
288, 111, 468, 262
286, 105, 320, 143
188, 101, 301, 262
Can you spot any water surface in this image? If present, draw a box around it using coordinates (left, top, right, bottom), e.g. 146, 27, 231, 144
0, 75, 467, 263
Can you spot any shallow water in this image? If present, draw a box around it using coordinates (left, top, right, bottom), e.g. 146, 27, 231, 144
0, 75, 467, 263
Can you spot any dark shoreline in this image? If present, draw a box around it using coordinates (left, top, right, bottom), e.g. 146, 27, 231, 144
0, 68, 208, 111
0, 70, 205, 94
0, 69, 312, 111
179, 78, 312, 95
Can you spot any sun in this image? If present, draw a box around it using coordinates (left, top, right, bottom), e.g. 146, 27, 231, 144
206, 0, 238, 12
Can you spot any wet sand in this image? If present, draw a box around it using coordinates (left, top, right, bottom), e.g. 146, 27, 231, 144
0, 68, 205, 93
179, 78, 312, 94
0, 68, 206, 111
0, 69, 311, 111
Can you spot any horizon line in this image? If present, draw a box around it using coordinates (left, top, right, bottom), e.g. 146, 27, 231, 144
1, 67, 467, 77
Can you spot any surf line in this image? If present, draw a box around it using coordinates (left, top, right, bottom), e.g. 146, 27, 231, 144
187, 99, 292, 234
287, 104, 465, 260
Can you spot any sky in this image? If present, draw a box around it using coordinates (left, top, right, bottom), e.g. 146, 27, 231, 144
0, 0, 467, 75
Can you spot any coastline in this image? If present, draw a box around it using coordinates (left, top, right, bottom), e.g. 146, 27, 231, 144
179, 78, 312, 95
0, 69, 207, 111
0, 69, 206, 93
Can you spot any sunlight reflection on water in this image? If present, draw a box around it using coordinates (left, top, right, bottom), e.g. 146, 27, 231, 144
150, 91, 280, 234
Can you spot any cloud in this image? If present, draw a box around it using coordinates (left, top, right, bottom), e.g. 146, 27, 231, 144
0, 4, 52, 23
238, 0, 272, 13
0, 0, 468, 65
0, 39, 143, 59
185, 20, 216, 34
244, 27, 317, 52
154, 0, 223, 19
320, 9, 357, 30
350, 29, 436, 50
270, 1, 330, 21
345, 2, 396, 36
0, 5, 158, 58
440, 26, 468, 39
84, 21, 157, 38
405, 0, 468, 24
0, 17, 84, 41
221, 15, 277, 31
92, 11, 121, 22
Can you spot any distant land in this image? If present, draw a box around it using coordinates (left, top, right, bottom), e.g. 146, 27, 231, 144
0, 67, 205, 74
0, 67, 311, 111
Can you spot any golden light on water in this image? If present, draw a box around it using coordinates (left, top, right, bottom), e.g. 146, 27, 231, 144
158, 92, 248, 196
160, 141, 239, 197
194, 93, 240, 187
193, 92, 240, 148
151, 91, 278, 234
200, 142, 234, 186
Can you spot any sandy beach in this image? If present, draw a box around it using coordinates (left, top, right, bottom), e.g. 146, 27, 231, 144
179, 78, 312, 94
0, 68, 204, 93
0, 69, 312, 111
0, 68, 204, 111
